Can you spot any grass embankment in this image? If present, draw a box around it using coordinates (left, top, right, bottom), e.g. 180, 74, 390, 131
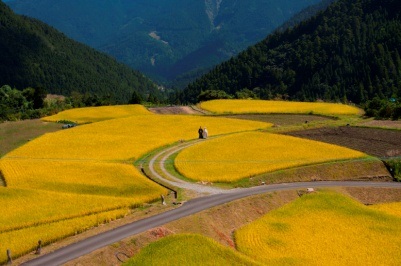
123, 234, 261, 266
175, 131, 368, 183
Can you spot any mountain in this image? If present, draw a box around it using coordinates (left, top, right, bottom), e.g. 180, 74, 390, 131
179, 0, 401, 104
0, 1, 159, 103
6, 0, 323, 86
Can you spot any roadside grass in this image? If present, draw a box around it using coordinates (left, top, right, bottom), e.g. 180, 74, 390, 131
174, 131, 368, 183
123, 234, 261, 266
235, 190, 401, 265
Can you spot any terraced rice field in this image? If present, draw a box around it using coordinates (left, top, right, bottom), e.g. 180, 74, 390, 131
175, 131, 367, 182
0, 100, 396, 264
200, 99, 363, 116
0, 107, 271, 263
42, 104, 153, 124
235, 190, 401, 265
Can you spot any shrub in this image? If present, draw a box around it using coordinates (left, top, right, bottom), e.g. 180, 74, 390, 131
384, 159, 401, 181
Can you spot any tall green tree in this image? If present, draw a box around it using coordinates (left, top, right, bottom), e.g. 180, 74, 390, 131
0, 1, 160, 103
181, 0, 401, 106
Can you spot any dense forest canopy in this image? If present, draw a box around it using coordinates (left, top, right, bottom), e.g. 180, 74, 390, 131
179, 0, 401, 107
0, 1, 161, 104
7, 0, 323, 87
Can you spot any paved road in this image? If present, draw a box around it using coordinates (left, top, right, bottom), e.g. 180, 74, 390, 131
23, 181, 401, 266
148, 139, 228, 194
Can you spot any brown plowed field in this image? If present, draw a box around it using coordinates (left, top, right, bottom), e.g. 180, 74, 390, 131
286, 126, 401, 158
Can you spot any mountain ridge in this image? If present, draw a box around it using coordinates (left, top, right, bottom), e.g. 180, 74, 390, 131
178, 0, 401, 104
0, 1, 160, 103
7, 0, 322, 86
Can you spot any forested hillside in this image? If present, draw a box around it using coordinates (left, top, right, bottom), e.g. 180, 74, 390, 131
7, 0, 322, 86
180, 0, 401, 105
0, 1, 160, 103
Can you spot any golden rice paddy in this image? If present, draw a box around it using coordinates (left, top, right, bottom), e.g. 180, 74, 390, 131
0, 107, 271, 263
0, 208, 129, 262
0, 101, 393, 264
6, 115, 270, 161
200, 99, 363, 116
235, 190, 401, 265
42, 104, 153, 124
175, 131, 367, 182
370, 202, 401, 218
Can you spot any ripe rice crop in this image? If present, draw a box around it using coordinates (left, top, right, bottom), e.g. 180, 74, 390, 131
370, 202, 401, 218
5, 115, 271, 161
0, 208, 129, 264
0, 159, 165, 198
123, 234, 260, 266
0, 186, 152, 233
200, 99, 363, 116
235, 190, 401, 265
0, 111, 271, 260
42, 104, 153, 124
174, 132, 367, 182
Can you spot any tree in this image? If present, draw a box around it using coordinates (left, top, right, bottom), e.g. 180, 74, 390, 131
198, 90, 233, 102
129, 91, 143, 104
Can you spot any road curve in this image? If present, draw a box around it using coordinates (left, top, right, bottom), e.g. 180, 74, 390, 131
22, 181, 401, 266
148, 139, 228, 194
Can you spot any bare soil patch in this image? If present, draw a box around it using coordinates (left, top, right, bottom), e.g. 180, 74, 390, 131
222, 114, 332, 127
0, 119, 61, 158
359, 119, 401, 129
285, 126, 401, 158
148, 106, 204, 115
343, 187, 401, 205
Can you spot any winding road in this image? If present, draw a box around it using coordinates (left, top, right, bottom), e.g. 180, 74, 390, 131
22, 139, 401, 266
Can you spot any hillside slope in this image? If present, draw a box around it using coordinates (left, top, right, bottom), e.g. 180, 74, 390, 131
180, 0, 401, 104
7, 0, 322, 85
0, 1, 159, 103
